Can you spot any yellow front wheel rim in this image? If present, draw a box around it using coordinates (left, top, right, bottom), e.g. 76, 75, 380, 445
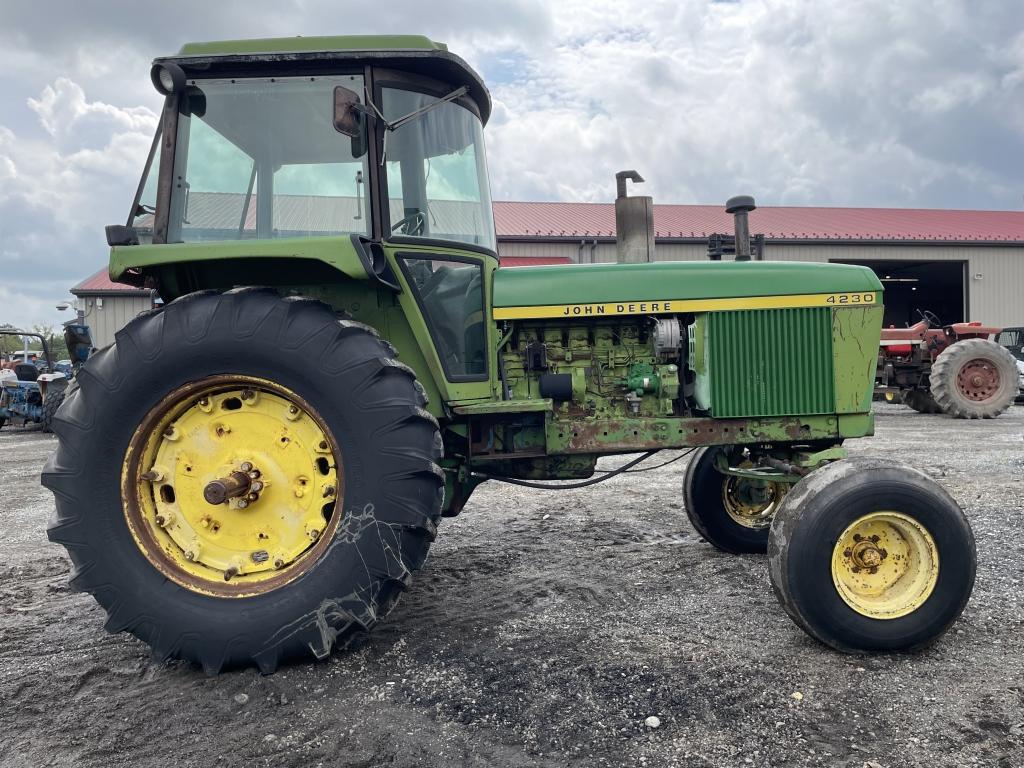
122, 376, 342, 598
831, 511, 939, 619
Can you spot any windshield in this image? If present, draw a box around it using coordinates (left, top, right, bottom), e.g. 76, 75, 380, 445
167, 75, 370, 242
382, 86, 495, 252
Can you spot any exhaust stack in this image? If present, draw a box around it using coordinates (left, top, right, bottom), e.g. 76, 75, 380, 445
725, 195, 756, 262
615, 170, 655, 263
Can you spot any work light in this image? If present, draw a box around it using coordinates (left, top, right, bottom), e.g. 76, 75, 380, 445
150, 63, 186, 96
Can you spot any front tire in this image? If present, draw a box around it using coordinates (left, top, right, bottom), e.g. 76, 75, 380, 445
42, 289, 443, 673
41, 387, 65, 433
683, 447, 787, 554
768, 457, 975, 653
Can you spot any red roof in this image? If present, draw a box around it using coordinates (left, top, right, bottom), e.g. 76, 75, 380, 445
500, 256, 573, 266
493, 201, 1024, 242
71, 269, 151, 295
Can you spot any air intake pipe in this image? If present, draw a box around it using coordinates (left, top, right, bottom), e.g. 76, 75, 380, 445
725, 195, 756, 261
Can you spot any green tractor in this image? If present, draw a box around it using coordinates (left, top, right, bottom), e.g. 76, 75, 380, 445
43, 36, 975, 673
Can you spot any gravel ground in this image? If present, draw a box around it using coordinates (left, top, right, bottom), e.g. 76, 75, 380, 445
1, 403, 1022, 768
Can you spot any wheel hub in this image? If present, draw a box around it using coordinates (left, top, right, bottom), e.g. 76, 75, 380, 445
831, 512, 939, 619
123, 376, 342, 596
721, 473, 787, 529
956, 358, 1000, 401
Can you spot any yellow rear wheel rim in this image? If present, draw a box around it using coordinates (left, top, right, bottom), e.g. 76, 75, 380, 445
122, 375, 342, 597
831, 511, 939, 619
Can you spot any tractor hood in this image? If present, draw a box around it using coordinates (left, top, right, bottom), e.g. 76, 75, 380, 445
492, 260, 883, 320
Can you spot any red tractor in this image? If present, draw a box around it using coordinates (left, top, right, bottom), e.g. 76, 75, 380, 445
877, 310, 1018, 418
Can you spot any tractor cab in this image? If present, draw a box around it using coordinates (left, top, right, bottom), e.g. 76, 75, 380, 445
110, 36, 498, 402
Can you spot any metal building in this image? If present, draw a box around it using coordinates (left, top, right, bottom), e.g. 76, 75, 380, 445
493, 202, 1024, 328
71, 201, 1024, 343
70, 270, 156, 349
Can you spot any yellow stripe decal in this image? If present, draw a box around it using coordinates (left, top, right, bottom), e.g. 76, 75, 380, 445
493, 292, 878, 320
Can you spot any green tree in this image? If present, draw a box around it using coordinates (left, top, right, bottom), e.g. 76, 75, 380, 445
31, 324, 69, 362
0, 324, 21, 356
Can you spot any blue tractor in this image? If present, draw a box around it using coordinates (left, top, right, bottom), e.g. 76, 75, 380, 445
0, 325, 91, 432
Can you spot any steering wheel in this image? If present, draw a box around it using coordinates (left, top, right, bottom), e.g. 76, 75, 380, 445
390, 211, 426, 236
917, 309, 942, 328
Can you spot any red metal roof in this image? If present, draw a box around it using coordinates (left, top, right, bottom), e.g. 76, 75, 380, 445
493, 201, 1024, 242
500, 256, 573, 266
71, 269, 151, 295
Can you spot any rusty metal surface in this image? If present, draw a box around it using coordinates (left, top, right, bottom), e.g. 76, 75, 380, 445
547, 414, 842, 454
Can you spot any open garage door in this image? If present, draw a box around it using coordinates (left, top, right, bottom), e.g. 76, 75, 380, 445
830, 259, 966, 328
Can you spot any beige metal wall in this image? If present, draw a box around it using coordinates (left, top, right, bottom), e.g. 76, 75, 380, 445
497, 240, 1024, 327
79, 294, 156, 349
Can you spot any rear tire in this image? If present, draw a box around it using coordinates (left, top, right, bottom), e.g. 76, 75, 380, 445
42, 289, 443, 673
683, 447, 786, 554
930, 338, 1017, 419
768, 457, 975, 653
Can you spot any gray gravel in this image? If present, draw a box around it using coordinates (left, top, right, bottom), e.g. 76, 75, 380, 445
1, 403, 1022, 768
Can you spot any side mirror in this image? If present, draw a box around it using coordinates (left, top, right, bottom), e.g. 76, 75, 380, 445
63, 324, 93, 367
106, 224, 140, 247
333, 86, 363, 137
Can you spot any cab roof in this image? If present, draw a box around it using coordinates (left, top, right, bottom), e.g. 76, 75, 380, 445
176, 35, 448, 57
156, 35, 491, 124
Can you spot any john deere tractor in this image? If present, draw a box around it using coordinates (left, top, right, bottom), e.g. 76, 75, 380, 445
43, 36, 976, 673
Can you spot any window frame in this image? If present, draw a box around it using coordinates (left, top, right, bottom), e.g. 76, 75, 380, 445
396, 252, 490, 383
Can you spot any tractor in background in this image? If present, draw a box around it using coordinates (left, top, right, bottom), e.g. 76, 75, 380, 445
0, 331, 68, 431
876, 310, 1018, 418
0, 325, 92, 431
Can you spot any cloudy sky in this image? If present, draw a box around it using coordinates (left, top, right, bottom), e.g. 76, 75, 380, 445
2, 0, 1022, 327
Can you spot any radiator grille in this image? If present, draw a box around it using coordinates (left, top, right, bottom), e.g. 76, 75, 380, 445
708, 308, 834, 418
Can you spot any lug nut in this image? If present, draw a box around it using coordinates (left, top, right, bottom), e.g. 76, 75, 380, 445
223, 566, 239, 581
240, 461, 253, 472
843, 548, 853, 557
251, 481, 264, 493
185, 550, 196, 561
247, 492, 259, 502
308, 529, 320, 541
318, 440, 328, 450
141, 470, 161, 483
288, 405, 299, 415
240, 390, 254, 400
322, 486, 335, 498
237, 499, 249, 509
273, 558, 285, 570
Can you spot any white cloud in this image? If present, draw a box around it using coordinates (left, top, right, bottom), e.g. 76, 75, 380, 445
483, 0, 1023, 208
0, 78, 158, 327
28, 77, 157, 139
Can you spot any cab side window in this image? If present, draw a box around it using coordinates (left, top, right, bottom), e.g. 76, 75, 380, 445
400, 256, 487, 380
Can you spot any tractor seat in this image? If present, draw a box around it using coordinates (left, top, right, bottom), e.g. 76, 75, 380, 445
14, 363, 39, 382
